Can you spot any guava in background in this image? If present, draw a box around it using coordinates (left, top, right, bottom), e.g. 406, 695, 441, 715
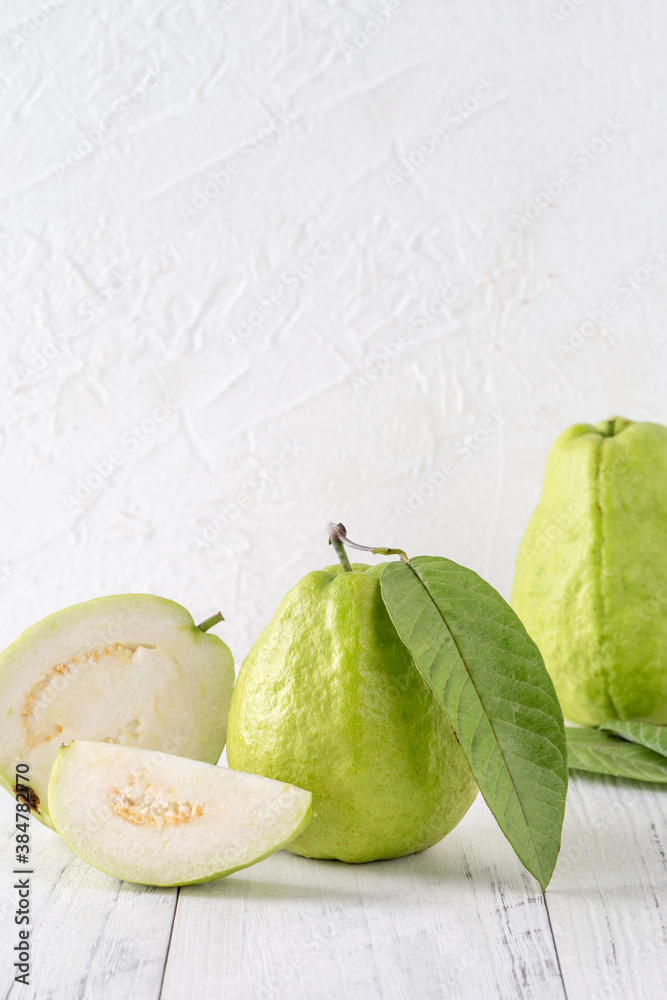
512, 417, 667, 725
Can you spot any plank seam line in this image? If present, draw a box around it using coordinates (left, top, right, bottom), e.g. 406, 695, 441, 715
544, 893, 570, 1000
158, 887, 180, 999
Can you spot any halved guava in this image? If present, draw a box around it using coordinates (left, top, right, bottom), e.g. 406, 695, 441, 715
48, 741, 312, 885
0, 595, 235, 829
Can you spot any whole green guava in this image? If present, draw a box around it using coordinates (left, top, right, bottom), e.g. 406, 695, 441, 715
226, 562, 478, 863
512, 416, 667, 726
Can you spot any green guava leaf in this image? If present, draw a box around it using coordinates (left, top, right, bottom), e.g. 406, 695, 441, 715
379, 555, 568, 891
566, 727, 667, 782
600, 719, 667, 759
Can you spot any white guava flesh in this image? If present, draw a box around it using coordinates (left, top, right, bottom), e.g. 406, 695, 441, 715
48, 741, 312, 886
0, 595, 235, 828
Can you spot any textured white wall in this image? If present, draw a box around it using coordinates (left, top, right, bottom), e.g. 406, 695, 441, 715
0, 0, 665, 667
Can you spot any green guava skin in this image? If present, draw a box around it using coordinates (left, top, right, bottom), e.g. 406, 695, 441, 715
226, 562, 478, 864
512, 417, 667, 726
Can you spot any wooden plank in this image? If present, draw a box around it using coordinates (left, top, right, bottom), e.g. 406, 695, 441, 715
0, 792, 176, 1000
161, 795, 566, 1000
546, 771, 667, 1000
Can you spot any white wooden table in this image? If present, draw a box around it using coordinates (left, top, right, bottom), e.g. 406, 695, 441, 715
1, 772, 665, 1000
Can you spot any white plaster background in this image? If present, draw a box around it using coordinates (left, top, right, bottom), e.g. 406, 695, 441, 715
0, 0, 665, 667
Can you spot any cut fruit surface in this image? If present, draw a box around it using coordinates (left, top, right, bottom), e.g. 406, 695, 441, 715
48, 742, 312, 886
0, 595, 235, 828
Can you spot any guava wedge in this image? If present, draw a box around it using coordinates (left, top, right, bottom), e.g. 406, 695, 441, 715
48, 741, 312, 886
0, 595, 235, 829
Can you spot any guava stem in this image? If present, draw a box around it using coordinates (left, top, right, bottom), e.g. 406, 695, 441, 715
327, 522, 411, 566
197, 612, 224, 632
327, 523, 353, 571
